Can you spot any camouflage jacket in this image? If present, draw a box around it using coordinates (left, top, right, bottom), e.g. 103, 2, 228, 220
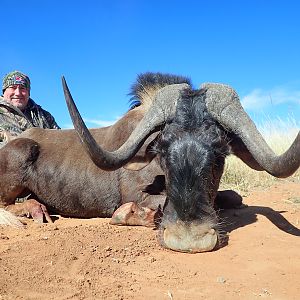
0, 96, 60, 145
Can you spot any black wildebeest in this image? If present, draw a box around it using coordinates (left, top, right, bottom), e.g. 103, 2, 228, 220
1, 73, 300, 253
65, 74, 300, 253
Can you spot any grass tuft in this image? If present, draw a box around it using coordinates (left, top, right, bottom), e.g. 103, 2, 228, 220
220, 117, 300, 193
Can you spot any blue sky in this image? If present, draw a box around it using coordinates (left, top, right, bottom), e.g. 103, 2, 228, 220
1, 0, 300, 129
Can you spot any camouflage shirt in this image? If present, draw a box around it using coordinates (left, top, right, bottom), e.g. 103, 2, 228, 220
0, 96, 60, 146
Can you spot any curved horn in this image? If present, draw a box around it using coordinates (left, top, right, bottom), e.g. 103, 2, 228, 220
62, 76, 189, 170
202, 83, 300, 178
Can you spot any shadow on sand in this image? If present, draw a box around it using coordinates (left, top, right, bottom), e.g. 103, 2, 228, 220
217, 191, 300, 249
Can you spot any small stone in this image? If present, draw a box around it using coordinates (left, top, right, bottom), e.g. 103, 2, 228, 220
217, 276, 226, 283
149, 257, 156, 263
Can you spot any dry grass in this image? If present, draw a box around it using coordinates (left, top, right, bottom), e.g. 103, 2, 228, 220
220, 117, 300, 194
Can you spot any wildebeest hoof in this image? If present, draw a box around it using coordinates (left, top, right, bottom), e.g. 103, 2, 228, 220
6, 199, 53, 224
110, 202, 156, 227
215, 190, 243, 209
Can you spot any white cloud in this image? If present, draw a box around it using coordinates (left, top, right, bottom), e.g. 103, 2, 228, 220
61, 116, 121, 129
61, 123, 75, 129
241, 84, 300, 111
83, 117, 120, 127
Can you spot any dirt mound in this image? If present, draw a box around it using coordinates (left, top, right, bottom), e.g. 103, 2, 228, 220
1, 181, 300, 300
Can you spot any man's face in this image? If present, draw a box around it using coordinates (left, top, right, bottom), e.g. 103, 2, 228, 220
3, 85, 29, 111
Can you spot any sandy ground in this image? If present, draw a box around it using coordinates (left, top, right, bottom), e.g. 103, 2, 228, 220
0, 180, 300, 300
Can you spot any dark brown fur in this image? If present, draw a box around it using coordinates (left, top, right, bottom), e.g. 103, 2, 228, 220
0, 94, 165, 221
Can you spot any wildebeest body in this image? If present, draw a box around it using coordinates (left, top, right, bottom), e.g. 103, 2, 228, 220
0, 105, 164, 218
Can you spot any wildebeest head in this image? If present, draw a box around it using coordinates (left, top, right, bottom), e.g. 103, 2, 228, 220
63, 73, 300, 253
151, 88, 229, 252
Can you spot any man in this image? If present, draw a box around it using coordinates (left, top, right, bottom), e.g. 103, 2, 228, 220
0, 70, 59, 145
0, 71, 60, 220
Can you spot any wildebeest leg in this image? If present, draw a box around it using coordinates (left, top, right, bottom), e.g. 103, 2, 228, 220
6, 199, 53, 224
110, 195, 165, 227
0, 138, 52, 225
0, 138, 39, 205
0, 185, 28, 227
215, 190, 244, 209
110, 202, 156, 227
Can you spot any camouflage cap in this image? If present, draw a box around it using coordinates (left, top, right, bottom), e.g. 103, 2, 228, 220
2, 71, 31, 92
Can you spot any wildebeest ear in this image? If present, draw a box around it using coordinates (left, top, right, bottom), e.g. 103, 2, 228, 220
123, 132, 159, 171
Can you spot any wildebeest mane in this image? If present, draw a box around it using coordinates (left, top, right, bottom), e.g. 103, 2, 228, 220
176, 88, 229, 152
128, 72, 192, 109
